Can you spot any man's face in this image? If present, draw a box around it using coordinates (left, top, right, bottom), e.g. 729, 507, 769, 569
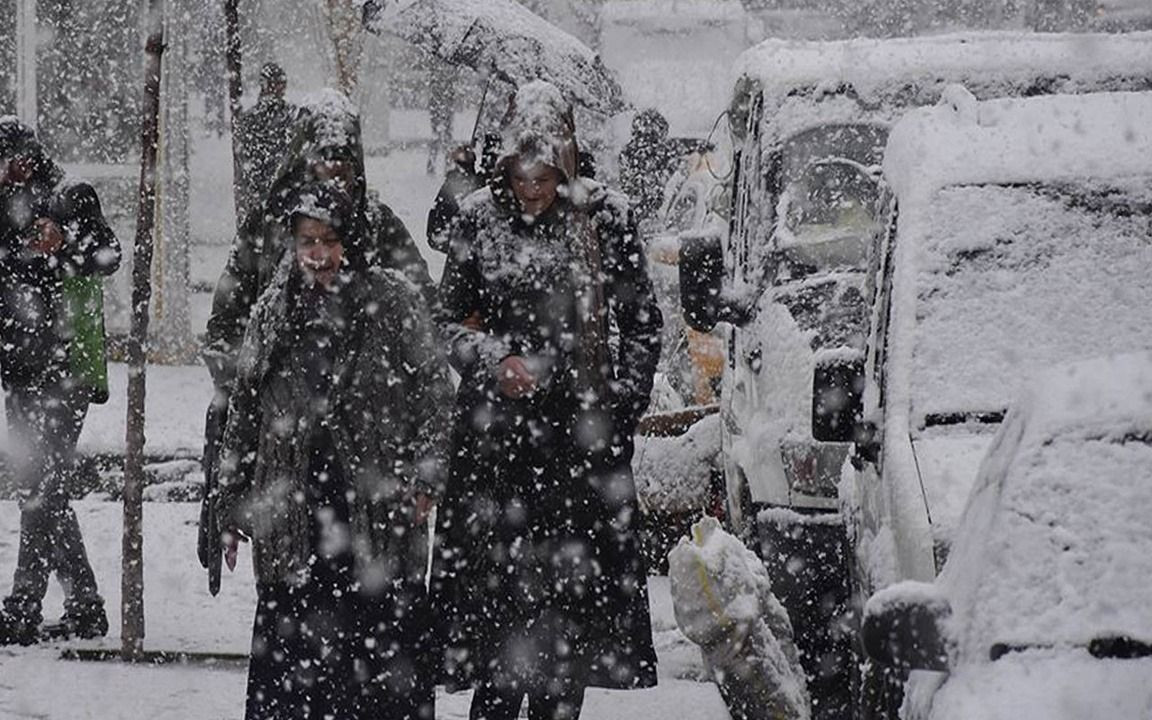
510, 161, 562, 218
311, 160, 357, 194
295, 216, 344, 288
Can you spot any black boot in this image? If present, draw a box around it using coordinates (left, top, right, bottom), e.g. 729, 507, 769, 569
0, 607, 41, 646
41, 603, 109, 640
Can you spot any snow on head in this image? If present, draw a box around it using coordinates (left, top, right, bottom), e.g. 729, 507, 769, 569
499, 80, 579, 182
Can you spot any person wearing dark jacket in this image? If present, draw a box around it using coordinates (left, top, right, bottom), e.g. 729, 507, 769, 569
431, 81, 663, 720
234, 62, 296, 224
0, 117, 121, 645
618, 108, 679, 227
216, 182, 452, 720
201, 89, 437, 575
426, 133, 502, 253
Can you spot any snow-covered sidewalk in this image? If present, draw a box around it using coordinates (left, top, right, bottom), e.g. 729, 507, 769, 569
0, 501, 726, 719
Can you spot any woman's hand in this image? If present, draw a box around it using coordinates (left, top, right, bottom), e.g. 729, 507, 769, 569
28, 218, 64, 255
221, 529, 249, 572
497, 355, 538, 399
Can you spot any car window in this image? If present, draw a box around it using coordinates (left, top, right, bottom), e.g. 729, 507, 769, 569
908, 179, 1152, 426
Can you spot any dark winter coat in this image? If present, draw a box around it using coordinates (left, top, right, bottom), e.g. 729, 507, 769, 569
215, 255, 453, 586
204, 92, 436, 389
0, 121, 121, 395
430, 85, 663, 692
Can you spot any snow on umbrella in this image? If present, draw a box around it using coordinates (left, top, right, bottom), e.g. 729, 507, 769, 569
362, 0, 627, 116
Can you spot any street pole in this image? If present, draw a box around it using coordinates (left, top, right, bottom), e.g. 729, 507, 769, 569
123, 0, 164, 663
224, 0, 244, 230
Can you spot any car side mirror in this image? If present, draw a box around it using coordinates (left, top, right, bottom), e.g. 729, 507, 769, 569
679, 230, 752, 332
863, 582, 952, 672
679, 230, 725, 332
812, 357, 865, 442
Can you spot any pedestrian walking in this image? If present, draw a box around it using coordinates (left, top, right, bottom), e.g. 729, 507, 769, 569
200, 91, 440, 713
234, 62, 297, 224
618, 108, 679, 227
0, 117, 121, 645
216, 182, 452, 720
430, 81, 664, 720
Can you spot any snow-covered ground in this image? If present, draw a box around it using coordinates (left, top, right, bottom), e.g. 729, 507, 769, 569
0, 501, 725, 719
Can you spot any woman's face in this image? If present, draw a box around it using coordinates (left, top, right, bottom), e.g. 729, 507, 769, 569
294, 216, 344, 288
510, 161, 563, 218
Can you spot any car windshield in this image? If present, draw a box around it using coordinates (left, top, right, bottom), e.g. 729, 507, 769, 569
909, 179, 1152, 425
775, 124, 888, 272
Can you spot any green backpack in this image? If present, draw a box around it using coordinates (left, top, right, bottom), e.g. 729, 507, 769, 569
61, 275, 110, 404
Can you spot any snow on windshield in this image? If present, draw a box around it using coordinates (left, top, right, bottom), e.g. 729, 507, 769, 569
909, 179, 1152, 425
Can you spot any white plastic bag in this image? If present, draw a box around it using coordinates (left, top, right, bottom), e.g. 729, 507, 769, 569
669, 517, 811, 720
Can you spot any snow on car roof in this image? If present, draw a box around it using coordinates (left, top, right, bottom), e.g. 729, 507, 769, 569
734, 31, 1152, 102
884, 90, 1152, 200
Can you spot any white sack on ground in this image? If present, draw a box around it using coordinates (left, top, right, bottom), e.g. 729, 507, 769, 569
669, 516, 811, 720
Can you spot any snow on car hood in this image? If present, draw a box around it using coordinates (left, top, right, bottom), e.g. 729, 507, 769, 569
939, 354, 1152, 663
919, 649, 1152, 720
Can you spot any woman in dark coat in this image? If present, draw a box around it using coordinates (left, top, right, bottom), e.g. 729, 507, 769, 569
431, 81, 664, 720
216, 182, 452, 720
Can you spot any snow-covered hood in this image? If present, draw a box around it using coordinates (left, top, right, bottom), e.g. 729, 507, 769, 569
912, 650, 1152, 720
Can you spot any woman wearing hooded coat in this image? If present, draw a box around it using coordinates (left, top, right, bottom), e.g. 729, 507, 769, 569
216, 182, 452, 720
430, 81, 664, 720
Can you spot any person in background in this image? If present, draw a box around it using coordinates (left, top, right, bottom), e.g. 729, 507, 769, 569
617, 108, 679, 227
217, 182, 452, 719
0, 117, 121, 645
431, 81, 663, 720
234, 62, 296, 224
425, 133, 502, 253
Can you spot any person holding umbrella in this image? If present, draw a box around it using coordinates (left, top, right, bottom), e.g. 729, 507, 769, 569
431, 80, 663, 720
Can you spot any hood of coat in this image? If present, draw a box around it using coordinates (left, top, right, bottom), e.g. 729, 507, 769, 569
0, 116, 63, 193
491, 81, 589, 215
262, 90, 368, 228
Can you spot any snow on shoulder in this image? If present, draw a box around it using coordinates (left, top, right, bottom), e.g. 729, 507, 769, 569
884, 90, 1152, 200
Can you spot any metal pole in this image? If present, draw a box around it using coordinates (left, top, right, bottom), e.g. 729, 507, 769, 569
123, 0, 164, 663
14, 0, 36, 128
224, 0, 244, 230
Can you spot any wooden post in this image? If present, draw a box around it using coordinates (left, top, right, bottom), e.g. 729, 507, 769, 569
123, 0, 164, 663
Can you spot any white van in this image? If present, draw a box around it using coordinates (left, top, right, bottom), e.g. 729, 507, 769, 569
851, 89, 1152, 715
677, 31, 1152, 720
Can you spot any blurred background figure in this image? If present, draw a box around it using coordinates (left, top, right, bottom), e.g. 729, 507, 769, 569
234, 62, 296, 225
618, 108, 679, 227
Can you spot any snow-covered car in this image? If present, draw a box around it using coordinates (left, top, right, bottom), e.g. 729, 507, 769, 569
844, 89, 1152, 715
862, 352, 1152, 720
678, 32, 1152, 719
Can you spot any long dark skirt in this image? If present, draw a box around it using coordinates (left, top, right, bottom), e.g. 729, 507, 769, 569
245, 556, 436, 720
431, 387, 658, 695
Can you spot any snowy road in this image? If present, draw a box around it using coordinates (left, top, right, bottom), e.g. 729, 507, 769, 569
0, 501, 727, 719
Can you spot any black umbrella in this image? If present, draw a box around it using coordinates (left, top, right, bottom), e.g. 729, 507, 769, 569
363, 0, 627, 116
